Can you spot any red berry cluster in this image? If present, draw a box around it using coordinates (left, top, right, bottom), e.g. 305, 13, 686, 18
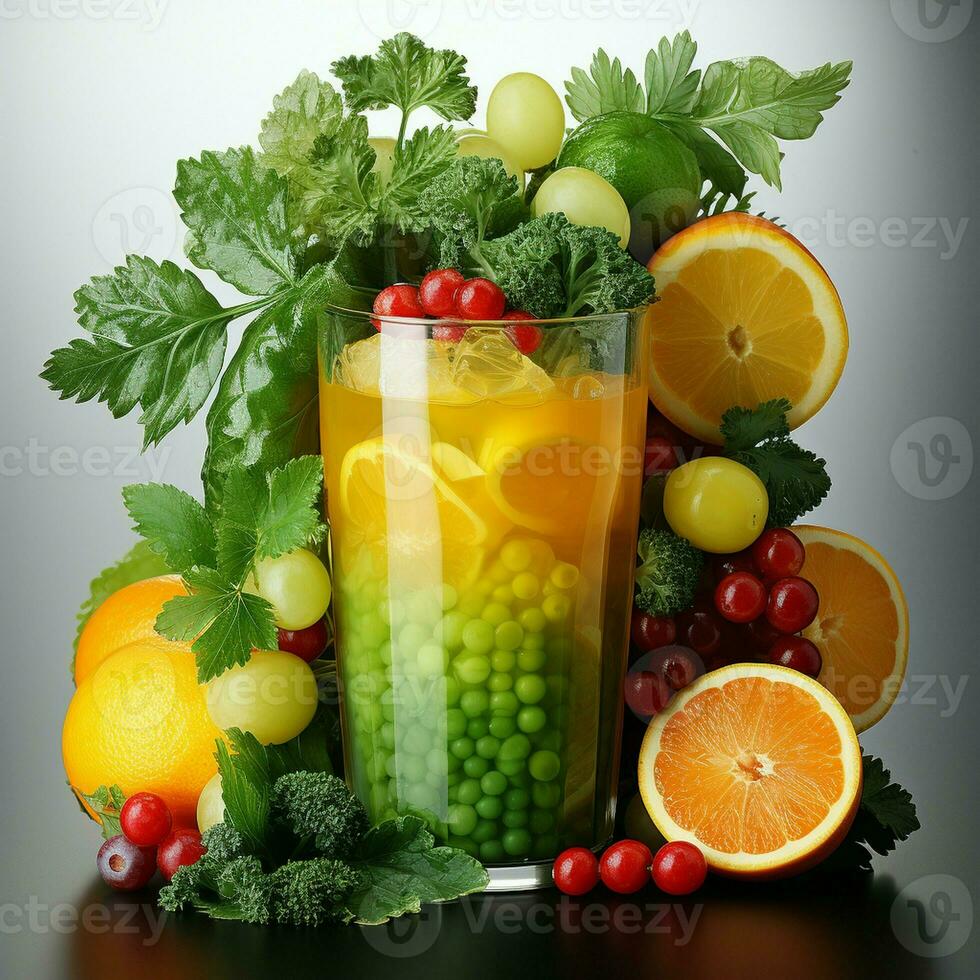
96, 792, 205, 891
372, 269, 542, 355
552, 839, 707, 897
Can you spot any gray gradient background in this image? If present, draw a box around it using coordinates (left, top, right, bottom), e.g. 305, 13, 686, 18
1, 0, 977, 976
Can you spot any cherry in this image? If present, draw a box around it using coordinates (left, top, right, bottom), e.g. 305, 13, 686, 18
624, 669, 671, 718
502, 311, 542, 355
455, 278, 506, 320
714, 571, 767, 624
157, 829, 206, 882
766, 577, 819, 634
655, 645, 702, 691
119, 792, 172, 847
651, 841, 707, 896
630, 609, 677, 652
552, 846, 600, 896
744, 616, 783, 652
599, 840, 653, 894
752, 528, 806, 581
711, 550, 757, 585
676, 600, 723, 656
768, 635, 823, 678
278, 618, 329, 663
97, 835, 157, 891
431, 322, 469, 344
644, 435, 679, 476
372, 284, 424, 328
419, 268, 465, 318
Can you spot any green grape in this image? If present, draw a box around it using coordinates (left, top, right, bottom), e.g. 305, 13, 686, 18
456, 131, 523, 181
205, 650, 317, 745
532, 167, 631, 248
487, 73, 565, 171
196, 772, 224, 834
245, 548, 331, 630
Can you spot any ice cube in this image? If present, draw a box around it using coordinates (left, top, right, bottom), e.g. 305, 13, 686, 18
450, 329, 555, 400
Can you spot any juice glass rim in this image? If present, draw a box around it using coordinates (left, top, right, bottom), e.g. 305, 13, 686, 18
325, 303, 650, 329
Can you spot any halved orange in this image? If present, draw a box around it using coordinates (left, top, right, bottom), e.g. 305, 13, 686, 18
639, 663, 862, 878
647, 213, 848, 443
794, 525, 909, 733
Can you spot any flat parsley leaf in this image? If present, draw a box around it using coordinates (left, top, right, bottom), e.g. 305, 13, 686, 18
74, 784, 128, 840
123, 483, 217, 572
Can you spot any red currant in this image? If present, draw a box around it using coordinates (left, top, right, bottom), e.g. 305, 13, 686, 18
651, 841, 707, 896
644, 435, 679, 475
630, 609, 677, 652
768, 635, 823, 678
552, 846, 600, 896
455, 278, 506, 320
655, 645, 702, 691
431, 322, 469, 344
372, 284, 424, 329
752, 528, 806, 581
599, 840, 653, 894
97, 835, 157, 891
157, 829, 206, 882
711, 550, 757, 584
119, 792, 172, 847
676, 600, 723, 656
278, 619, 329, 663
502, 311, 542, 355
766, 577, 819, 634
714, 571, 767, 624
419, 268, 465, 318
624, 669, 671, 717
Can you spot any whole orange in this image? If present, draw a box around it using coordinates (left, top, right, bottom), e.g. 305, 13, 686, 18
75, 575, 187, 684
63, 639, 225, 828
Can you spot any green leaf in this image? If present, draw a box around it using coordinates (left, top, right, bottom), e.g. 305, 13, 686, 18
332, 32, 476, 123
122, 483, 216, 573
258, 70, 344, 176
644, 32, 701, 115
565, 49, 646, 122
344, 816, 489, 925
73, 541, 171, 663
720, 397, 792, 452
175, 147, 299, 295
75, 784, 128, 840
225, 713, 335, 788
258, 456, 327, 560
156, 566, 278, 682
215, 740, 270, 855
41, 256, 233, 447
664, 120, 748, 197
382, 125, 459, 230
857, 754, 920, 855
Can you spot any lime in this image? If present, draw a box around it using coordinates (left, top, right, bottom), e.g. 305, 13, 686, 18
556, 112, 701, 257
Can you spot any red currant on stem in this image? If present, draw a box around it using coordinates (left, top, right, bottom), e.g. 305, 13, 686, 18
752, 528, 806, 580
552, 847, 600, 896
119, 791, 172, 846
372, 284, 424, 329
768, 635, 823, 678
278, 618, 329, 663
157, 829, 206, 882
651, 841, 707, 896
644, 435, 679, 475
502, 310, 542, 354
455, 278, 506, 320
419, 268, 465, 318
714, 571, 768, 624
630, 609, 676, 652
766, 577, 819, 633
600, 840, 653, 894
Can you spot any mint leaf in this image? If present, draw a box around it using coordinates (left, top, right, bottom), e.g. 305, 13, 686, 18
41, 256, 233, 447
344, 816, 489, 925
156, 566, 278, 682
123, 483, 216, 573
175, 147, 299, 296
75, 784, 128, 840
73, 541, 171, 662
332, 32, 476, 126
258, 70, 344, 177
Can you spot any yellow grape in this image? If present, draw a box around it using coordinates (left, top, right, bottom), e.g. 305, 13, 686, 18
456, 132, 523, 182
246, 547, 331, 630
486, 73, 565, 171
531, 167, 631, 247
196, 772, 224, 833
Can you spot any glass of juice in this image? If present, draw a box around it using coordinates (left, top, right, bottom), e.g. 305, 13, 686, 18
319, 306, 648, 889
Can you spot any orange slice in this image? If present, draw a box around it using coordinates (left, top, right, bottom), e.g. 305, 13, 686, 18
793, 525, 909, 733
639, 663, 862, 878
647, 213, 848, 443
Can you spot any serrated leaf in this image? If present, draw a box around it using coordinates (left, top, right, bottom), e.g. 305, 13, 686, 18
859, 755, 920, 853
720, 398, 792, 451
644, 31, 701, 115
662, 121, 748, 197
382, 125, 459, 229
123, 483, 216, 573
41, 256, 231, 447
215, 740, 270, 854
258, 456, 327, 560
76, 784, 128, 840
565, 49, 646, 122
175, 147, 299, 296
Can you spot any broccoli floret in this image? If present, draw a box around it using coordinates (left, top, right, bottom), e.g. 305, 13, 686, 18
271, 772, 369, 857
634, 528, 704, 617
214, 856, 273, 924
268, 859, 363, 927
200, 822, 246, 862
